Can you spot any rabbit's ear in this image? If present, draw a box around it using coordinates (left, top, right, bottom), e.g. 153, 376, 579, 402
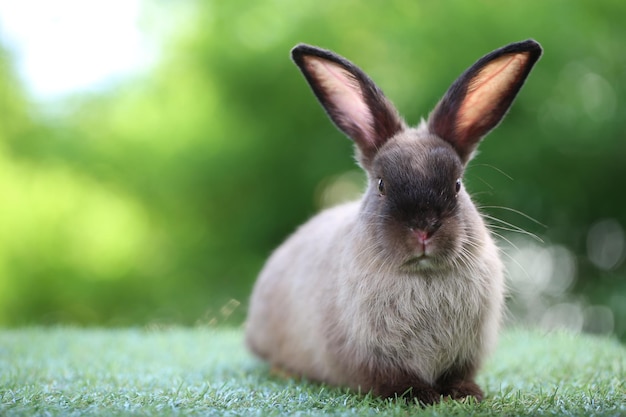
428, 40, 542, 163
292, 44, 405, 166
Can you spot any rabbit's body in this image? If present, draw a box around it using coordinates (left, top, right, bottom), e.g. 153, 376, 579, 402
246, 41, 541, 404
247, 128, 503, 389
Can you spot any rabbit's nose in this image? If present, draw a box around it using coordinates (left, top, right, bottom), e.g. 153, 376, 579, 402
414, 229, 429, 244
411, 228, 435, 254
410, 219, 442, 241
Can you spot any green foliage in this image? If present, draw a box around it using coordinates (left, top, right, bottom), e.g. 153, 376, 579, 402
0, 0, 625, 333
0, 328, 624, 416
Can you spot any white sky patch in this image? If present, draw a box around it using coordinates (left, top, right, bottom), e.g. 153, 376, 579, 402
0, 0, 155, 98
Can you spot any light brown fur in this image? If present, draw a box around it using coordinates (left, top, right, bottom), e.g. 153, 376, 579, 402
246, 147, 502, 395
245, 41, 542, 404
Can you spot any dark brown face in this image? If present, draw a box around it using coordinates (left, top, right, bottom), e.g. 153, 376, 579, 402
363, 135, 466, 271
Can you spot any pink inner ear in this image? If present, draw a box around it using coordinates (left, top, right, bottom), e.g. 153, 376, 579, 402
304, 56, 375, 144
457, 52, 530, 135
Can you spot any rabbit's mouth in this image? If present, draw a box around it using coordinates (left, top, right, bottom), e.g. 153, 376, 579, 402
402, 254, 438, 271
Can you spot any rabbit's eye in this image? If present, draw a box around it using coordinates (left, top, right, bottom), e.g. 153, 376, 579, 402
377, 178, 385, 195
455, 179, 461, 193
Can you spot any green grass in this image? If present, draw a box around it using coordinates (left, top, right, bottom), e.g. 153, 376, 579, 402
0, 327, 624, 416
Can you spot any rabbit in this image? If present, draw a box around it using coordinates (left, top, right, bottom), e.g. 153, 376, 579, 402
245, 40, 542, 405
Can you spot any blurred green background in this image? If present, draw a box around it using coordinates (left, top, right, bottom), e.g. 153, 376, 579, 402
0, 0, 625, 339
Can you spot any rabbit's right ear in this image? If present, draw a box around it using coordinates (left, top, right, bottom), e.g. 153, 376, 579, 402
428, 40, 542, 164
292, 44, 405, 167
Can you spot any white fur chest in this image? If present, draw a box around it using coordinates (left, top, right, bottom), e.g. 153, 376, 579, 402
335, 262, 492, 385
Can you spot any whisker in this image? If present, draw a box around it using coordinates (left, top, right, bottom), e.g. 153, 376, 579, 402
496, 245, 530, 280
471, 163, 515, 181
471, 190, 495, 199
487, 224, 542, 242
490, 230, 521, 252
483, 214, 544, 243
481, 206, 547, 228
468, 175, 495, 190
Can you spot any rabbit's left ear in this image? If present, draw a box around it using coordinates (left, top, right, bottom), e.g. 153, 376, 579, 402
428, 40, 542, 163
292, 44, 405, 167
